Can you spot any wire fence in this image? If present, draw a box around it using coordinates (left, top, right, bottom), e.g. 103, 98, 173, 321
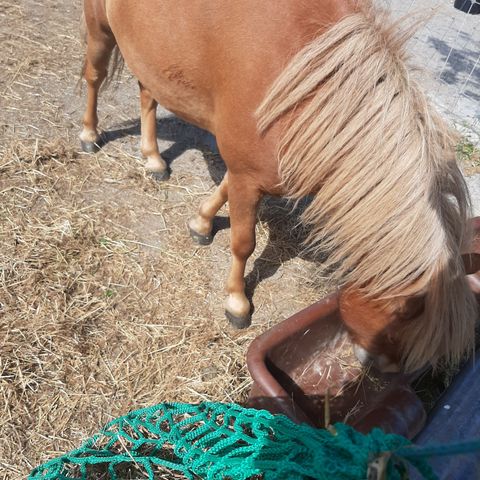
381, 0, 480, 143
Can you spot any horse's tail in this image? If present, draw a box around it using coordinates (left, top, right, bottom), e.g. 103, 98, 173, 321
256, 4, 477, 371
76, 10, 88, 93
77, 8, 124, 93
103, 46, 125, 90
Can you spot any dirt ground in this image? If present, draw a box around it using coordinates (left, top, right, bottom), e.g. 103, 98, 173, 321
0, 1, 327, 477
2, 1, 480, 479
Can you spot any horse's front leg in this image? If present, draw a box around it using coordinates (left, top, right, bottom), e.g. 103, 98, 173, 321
224, 177, 262, 328
139, 82, 170, 180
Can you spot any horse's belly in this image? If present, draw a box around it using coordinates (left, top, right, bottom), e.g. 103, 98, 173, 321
138, 70, 214, 132
106, 0, 216, 131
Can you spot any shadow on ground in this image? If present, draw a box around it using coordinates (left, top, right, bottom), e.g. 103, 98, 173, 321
102, 116, 323, 306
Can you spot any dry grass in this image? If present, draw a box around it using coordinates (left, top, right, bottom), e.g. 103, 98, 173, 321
0, 1, 327, 477
0, 136, 324, 478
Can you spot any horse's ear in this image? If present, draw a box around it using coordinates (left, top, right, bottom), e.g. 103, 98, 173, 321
462, 253, 480, 275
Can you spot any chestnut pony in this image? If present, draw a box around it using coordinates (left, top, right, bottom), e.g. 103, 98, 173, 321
80, 0, 477, 372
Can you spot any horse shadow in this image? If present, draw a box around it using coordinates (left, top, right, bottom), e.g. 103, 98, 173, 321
101, 116, 323, 305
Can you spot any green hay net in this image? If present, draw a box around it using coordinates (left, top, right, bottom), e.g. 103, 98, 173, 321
30, 401, 437, 480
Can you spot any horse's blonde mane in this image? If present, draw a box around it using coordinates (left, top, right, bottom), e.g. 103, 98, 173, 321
257, 5, 477, 371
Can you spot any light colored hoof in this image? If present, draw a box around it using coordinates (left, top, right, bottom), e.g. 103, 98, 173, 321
145, 156, 170, 181
80, 129, 102, 153
145, 156, 167, 172
225, 293, 251, 329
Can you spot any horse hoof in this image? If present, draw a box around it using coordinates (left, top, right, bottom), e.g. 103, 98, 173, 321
225, 310, 251, 329
80, 140, 101, 153
149, 169, 171, 182
189, 226, 213, 246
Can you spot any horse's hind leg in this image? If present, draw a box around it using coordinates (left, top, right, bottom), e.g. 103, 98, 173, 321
80, 8, 116, 152
139, 82, 170, 180
188, 174, 229, 245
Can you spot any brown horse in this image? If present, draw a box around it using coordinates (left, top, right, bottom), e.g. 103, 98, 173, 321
80, 0, 477, 372
339, 216, 480, 372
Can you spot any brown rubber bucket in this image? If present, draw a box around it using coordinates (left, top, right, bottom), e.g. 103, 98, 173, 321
247, 218, 480, 439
